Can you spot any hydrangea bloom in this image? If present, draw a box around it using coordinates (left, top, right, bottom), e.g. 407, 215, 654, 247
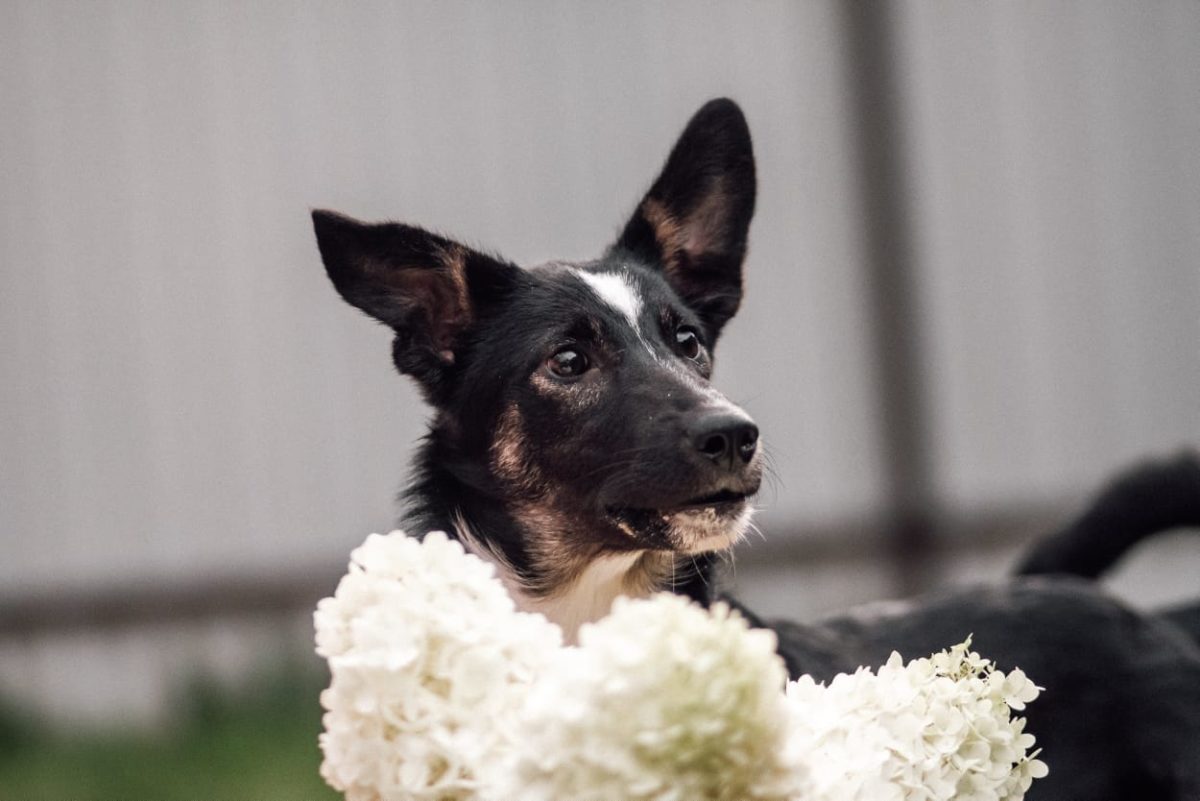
784, 638, 1048, 801
316, 532, 1047, 801
314, 530, 561, 801
491, 593, 801, 801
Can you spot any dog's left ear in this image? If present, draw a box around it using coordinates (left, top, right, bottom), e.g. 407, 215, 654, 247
311, 209, 522, 403
610, 98, 756, 342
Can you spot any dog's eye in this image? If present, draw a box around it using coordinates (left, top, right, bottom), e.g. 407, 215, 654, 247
675, 326, 702, 360
546, 348, 590, 378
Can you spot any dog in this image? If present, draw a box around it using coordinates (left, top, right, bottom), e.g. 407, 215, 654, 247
313, 99, 1200, 801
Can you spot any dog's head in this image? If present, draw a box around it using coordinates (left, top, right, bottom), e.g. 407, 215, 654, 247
313, 99, 760, 590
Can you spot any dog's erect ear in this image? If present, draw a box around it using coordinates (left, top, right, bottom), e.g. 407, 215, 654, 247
611, 98, 756, 341
312, 209, 520, 397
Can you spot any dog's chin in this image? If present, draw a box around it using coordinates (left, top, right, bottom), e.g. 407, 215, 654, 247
665, 500, 754, 554
606, 494, 755, 554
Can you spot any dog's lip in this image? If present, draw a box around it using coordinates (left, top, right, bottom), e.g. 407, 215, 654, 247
677, 488, 748, 509
607, 489, 750, 518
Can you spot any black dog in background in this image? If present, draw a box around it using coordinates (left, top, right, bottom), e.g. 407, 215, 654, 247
753, 452, 1200, 801
313, 99, 1200, 801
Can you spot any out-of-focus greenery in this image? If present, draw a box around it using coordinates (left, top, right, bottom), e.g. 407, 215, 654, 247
0, 665, 339, 801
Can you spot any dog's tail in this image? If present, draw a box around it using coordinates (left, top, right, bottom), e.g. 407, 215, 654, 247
1016, 449, 1200, 646
1014, 449, 1200, 579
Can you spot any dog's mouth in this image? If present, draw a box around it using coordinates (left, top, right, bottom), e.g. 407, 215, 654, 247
676, 488, 748, 510
604, 488, 754, 554
606, 488, 750, 520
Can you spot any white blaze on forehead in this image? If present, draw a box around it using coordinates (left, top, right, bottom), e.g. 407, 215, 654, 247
576, 270, 644, 334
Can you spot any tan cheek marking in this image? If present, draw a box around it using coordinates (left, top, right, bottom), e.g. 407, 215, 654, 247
511, 503, 589, 594
530, 371, 559, 393
490, 403, 541, 493
531, 371, 604, 411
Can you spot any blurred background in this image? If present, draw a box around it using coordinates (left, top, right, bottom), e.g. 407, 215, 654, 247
1, 1, 1197, 797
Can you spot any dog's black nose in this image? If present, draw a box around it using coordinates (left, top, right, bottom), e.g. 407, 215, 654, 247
691, 414, 758, 469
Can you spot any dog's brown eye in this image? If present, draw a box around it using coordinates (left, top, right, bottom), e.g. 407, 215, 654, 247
675, 326, 702, 360
546, 348, 590, 378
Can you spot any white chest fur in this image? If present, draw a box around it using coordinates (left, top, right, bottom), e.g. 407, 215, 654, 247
451, 515, 652, 642
517, 553, 651, 642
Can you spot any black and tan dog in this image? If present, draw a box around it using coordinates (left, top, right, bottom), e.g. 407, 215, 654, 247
313, 99, 1200, 801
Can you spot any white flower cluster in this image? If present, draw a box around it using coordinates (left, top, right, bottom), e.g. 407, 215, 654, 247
314, 530, 561, 801
784, 639, 1048, 801
315, 530, 1047, 801
492, 593, 800, 801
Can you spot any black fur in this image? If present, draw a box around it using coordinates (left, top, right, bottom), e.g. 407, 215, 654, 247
1016, 450, 1200, 580
314, 98, 1200, 801
761, 578, 1200, 801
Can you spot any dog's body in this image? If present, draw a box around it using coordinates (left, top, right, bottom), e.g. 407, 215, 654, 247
314, 99, 1200, 801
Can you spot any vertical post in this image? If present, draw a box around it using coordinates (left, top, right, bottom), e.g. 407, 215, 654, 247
838, 2, 938, 595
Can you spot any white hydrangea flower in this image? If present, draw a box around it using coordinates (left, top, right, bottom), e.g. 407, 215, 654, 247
316, 532, 1048, 801
314, 530, 562, 801
491, 593, 801, 801
784, 637, 1049, 801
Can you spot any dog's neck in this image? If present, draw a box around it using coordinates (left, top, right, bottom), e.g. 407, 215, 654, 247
404, 440, 718, 641
450, 513, 670, 640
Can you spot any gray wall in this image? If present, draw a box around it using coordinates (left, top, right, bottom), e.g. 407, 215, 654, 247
897, 2, 1200, 509
1, 0, 1197, 726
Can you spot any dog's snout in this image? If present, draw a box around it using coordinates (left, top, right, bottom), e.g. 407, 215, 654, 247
690, 414, 758, 469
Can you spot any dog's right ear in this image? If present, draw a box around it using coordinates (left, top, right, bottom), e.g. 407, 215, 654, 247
610, 98, 756, 345
312, 209, 520, 400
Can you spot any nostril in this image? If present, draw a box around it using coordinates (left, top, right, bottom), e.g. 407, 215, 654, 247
699, 432, 731, 461
737, 424, 759, 462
